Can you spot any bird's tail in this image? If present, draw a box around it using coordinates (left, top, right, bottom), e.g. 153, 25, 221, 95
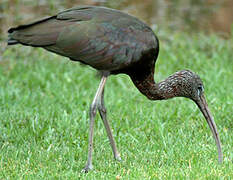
7, 16, 59, 47
8, 29, 19, 45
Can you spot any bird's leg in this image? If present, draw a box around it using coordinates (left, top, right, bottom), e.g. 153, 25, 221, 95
98, 89, 121, 161
82, 75, 107, 173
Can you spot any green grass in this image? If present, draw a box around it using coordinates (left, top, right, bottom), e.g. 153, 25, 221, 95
0, 31, 233, 179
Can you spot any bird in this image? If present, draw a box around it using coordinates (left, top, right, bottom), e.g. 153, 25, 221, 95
7, 5, 223, 172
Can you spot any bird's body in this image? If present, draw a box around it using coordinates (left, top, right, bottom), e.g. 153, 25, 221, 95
9, 6, 160, 100
8, 6, 223, 172
8, 6, 157, 72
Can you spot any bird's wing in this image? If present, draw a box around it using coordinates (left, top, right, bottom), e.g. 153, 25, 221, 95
7, 7, 93, 47
46, 7, 157, 71
8, 6, 157, 71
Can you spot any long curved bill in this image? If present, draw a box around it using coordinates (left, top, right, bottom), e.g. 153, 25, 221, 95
195, 94, 223, 163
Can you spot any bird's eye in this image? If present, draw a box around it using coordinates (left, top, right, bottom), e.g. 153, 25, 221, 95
197, 85, 204, 96
198, 86, 202, 91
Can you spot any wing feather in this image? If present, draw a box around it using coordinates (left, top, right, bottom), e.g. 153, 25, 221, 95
8, 6, 157, 71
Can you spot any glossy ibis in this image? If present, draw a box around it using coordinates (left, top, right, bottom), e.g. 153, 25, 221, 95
8, 6, 223, 172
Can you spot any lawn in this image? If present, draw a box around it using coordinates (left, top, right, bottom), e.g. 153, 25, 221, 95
0, 30, 232, 179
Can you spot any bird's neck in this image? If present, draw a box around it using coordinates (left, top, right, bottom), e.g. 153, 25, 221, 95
130, 73, 178, 100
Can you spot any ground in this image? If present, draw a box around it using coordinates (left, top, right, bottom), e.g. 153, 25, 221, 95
0, 30, 232, 179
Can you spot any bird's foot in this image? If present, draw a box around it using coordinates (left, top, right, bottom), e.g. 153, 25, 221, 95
114, 154, 122, 161
81, 164, 93, 173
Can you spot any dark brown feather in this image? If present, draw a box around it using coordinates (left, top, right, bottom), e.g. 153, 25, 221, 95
8, 6, 158, 72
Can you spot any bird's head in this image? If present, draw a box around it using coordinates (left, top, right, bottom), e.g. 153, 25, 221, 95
158, 70, 204, 100
172, 70, 204, 100
158, 70, 223, 163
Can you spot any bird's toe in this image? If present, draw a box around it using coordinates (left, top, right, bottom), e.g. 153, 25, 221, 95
115, 155, 122, 162
81, 164, 93, 173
